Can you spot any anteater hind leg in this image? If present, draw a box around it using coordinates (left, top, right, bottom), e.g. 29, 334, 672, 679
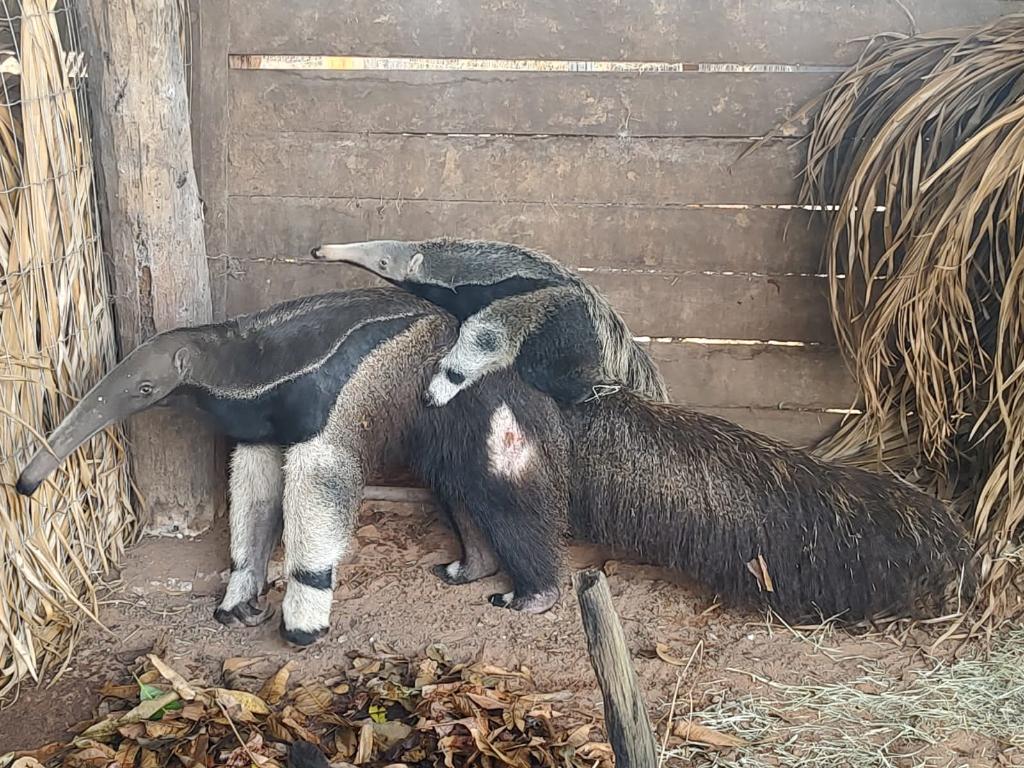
215, 444, 283, 628
279, 438, 363, 646
432, 499, 501, 585
477, 491, 564, 613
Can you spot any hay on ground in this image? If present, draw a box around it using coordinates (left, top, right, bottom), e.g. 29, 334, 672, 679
664, 625, 1024, 767
0, 0, 133, 701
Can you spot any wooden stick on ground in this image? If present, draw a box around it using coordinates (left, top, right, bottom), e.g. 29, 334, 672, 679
574, 569, 658, 767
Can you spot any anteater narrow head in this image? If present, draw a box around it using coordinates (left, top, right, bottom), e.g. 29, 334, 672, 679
15, 330, 199, 496
310, 238, 571, 321
312, 240, 427, 285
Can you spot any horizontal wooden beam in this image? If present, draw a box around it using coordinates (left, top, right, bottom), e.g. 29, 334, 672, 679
228, 69, 835, 138
228, 133, 806, 205
226, 196, 830, 275
230, 0, 1023, 65
228, 53, 843, 74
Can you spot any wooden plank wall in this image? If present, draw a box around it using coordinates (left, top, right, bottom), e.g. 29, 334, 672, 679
194, 0, 1022, 450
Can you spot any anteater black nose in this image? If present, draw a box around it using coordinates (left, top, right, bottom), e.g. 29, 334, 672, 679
310, 246, 323, 259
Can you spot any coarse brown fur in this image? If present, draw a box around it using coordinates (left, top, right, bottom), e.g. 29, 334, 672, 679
410, 371, 976, 623
561, 394, 976, 622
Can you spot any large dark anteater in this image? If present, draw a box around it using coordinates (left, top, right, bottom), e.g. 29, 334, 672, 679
15, 289, 975, 644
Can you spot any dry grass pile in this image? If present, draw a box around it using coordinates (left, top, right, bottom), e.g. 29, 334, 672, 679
664, 625, 1024, 767
0, 0, 132, 700
798, 13, 1024, 625
0, 649, 618, 768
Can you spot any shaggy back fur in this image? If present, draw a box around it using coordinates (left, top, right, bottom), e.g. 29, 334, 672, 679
401, 238, 668, 401
560, 392, 976, 621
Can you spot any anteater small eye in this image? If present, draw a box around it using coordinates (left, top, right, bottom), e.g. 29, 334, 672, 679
476, 329, 499, 352
378, 258, 388, 269
139, 382, 154, 396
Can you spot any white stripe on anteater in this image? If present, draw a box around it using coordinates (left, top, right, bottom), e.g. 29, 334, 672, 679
486, 403, 533, 480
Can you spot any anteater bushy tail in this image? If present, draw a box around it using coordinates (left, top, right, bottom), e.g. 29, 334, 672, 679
576, 284, 669, 402
562, 392, 976, 622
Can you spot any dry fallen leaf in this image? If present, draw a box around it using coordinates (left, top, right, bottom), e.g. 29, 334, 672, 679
464, 691, 509, 711
292, 682, 333, 716
180, 701, 207, 721
566, 723, 593, 748
655, 643, 690, 667
212, 688, 272, 716
354, 722, 375, 764
147, 655, 197, 700
113, 741, 138, 768
673, 719, 747, 748
222, 656, 264, 690
79, 692, 181, 740
98, 683, 139, 701
746, 554, 775, 593
415, 658, 439, 688
259, 661, 294, 705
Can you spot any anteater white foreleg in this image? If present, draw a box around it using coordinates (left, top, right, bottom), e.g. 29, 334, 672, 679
214, 443, 283, 627
279, 438, 363, 646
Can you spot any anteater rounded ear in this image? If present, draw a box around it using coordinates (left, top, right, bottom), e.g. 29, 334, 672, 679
408, 251, 424, 274
173, 346, 193, 377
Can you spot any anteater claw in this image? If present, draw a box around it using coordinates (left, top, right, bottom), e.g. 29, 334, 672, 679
280, 620, 328, 647
488, 588, 560, 613
214, 595, 273, 627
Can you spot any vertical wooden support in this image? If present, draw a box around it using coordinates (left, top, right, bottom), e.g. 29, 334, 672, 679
80, 0, 223, 535
575, 569, 659, 767
193, 0, 231, 321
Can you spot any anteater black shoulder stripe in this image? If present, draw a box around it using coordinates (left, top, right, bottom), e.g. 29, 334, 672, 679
401, 276, 554, 321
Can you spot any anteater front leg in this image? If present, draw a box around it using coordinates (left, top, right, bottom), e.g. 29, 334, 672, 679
215, 444, 283, 628
432, 499, 501, 585
279, 438, 363, 646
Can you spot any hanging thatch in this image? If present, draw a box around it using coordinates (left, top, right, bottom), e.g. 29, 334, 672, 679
800, 13, 1024, 626
0, 0, 133, 699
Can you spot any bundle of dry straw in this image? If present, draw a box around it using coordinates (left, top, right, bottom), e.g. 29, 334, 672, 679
0, 0, 133, 699
801, 13, 1024, 625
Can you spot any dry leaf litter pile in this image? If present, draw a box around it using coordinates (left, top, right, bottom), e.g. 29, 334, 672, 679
0, 649, 621, 768
0, 0, 133, 700
7, 630, 1024, 768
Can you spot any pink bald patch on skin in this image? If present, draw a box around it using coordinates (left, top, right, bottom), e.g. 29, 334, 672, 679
487, 404, 534, 479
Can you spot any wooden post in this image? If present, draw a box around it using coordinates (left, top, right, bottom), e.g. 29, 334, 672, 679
79, 1, 223, 535
574, 569, 659, 767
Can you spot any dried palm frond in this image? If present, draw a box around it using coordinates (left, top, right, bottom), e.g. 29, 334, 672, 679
0, 0, 133, 699
802, 13, 1024, 624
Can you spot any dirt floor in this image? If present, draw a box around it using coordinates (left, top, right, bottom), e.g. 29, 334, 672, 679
0, 499, 1012, 765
